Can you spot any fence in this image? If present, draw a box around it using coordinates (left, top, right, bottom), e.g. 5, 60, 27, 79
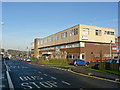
89, 62, 119, 72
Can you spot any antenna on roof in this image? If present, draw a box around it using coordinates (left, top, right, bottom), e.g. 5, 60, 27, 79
94, 17, 96, 26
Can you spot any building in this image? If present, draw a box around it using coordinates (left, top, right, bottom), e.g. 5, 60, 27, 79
112, 36, 120, 59
31, 24, 115, 63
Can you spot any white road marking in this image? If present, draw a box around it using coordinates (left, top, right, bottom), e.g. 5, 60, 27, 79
27, 76, 32, 80
51, 77, 56, 80
40, 78, 43, 80
44, 74, 48, 76
19, 77, 24, 81
46, 81, 57, 87
31, 76, 36, 80
30, 82, 40, 88
62, 81, 71, 85
38, 71, 41, 73
0, 85, 5, 88
4, 60, 14, 90
24, 77, 28, 81
39, 81, 53, 88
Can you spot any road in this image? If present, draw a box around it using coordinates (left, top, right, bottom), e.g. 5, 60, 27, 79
2, 59, 120, 89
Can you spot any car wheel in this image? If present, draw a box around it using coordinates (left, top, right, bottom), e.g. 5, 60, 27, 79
75, 64, 78, 66
85, 64, 88, 66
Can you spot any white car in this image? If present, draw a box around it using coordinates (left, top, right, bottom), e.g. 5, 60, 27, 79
26, 58, 31, 62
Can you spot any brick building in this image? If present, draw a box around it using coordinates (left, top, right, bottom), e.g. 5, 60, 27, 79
112, 36, 120, 59
31, 24, 115, 63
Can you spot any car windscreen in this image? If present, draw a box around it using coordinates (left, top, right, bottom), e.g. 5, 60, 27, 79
111, 60, 117, 63
105, 59, 111, 63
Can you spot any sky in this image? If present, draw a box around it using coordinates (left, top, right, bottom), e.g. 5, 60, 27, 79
2, 2, 118, 51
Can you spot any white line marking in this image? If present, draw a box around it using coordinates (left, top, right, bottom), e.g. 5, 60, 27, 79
47, 81, 57, 87
19, 77, 24, 81
62, 81, 71, 85
38, 71, 41, 73
44, 74, 48, 76
27, 76, 32, 80
0, 85, 5, 88
4, 60, 14, 90
31, 76, 36, 80
51, 77, 56, 80
24, 77, 28, 81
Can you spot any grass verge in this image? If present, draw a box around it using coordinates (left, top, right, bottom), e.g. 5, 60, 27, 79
87, 68, 120, 75
38, 59, 69, 65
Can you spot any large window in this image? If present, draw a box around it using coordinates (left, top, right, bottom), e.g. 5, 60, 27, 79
41, 40, 43, 44
55, 35, 59, 40
104, 31, 114, 35
82, 28, 89, 35
61, 32, 67, 39
96, 30, 101, 36
44, 39, 48, 43
49, 37, 53, 42
112, 47, 117, 50
70, 28, 78, 36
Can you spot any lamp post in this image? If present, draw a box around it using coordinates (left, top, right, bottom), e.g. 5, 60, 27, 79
110, 40, 112, 59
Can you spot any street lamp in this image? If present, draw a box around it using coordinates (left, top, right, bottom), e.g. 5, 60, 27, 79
110, 40, 112, 59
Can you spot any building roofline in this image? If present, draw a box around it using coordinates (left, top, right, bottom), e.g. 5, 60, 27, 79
34, 24, 115, 40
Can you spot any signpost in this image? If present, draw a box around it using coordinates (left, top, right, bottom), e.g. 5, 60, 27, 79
0, 54, 3, 61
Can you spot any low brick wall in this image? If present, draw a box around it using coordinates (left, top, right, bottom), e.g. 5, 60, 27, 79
89, 62, 119, 72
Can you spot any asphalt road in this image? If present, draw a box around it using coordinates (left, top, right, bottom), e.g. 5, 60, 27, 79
3, 59, 120, 89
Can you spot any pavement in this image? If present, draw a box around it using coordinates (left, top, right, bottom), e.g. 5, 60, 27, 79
69, 66, 120, 82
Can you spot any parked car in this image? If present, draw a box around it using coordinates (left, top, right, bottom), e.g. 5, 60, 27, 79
4, 57, 9, 60
26, 58, 31, 62
71, 59, 89, 66
105, 59, 119, 63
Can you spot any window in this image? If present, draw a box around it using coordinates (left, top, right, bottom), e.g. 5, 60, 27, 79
112, 47, 117, 50
61, 32, 67, 39
49, 37, 53, 42
82, 28, 89, 35
96, 30, 101, 36
82, 54, 85, 59
104, 31, 114, 35
41, 40, 43, 44
55, 35, 59, 40
112, 43, 118, 46
44, 39, 48, 43
115, 40, 118, 42
38, 41, 40, 45
70, 28, 78, 36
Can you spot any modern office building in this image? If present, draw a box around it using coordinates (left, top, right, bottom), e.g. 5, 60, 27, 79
31, 24, 115, 63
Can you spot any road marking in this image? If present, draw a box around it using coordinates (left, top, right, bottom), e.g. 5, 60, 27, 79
4, 60, 14, 90
51, 77, 56, 80
62, 81, 71, 85
46, 81, 57, 87
44, 74, 48, 76
19, 77, 24, 81
27, 76, 32, 80
31, 76, 36, 80
24, 77, 28, 81
39, 81, 53, 88
0, 85, 5, 88
38, 71, 41, 73
68, 68, 120, 84
80, 88, 84, 90
30, 82, 40, 88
